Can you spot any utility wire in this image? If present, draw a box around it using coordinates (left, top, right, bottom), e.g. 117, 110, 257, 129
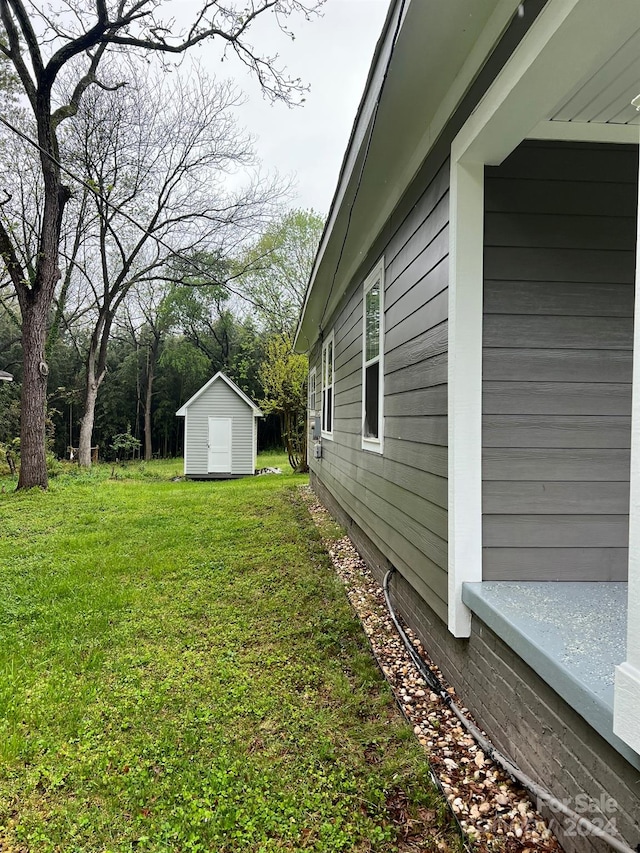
0, 112, 279, 320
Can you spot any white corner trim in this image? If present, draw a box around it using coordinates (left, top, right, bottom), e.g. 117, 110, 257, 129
253, 413, 257, 474
614, 662, 640, 755
614, 141, 640, 757
448, 160, 485, 638
183, 412, 188, 475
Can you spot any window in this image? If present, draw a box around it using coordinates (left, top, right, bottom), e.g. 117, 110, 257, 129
362, 260, 384, 452
308, 366, 316, 414
321, 332, 334, 438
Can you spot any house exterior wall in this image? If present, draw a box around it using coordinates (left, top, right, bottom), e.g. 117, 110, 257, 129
307, 0, 550, 623
305, 11, 640, 852
309, 157, 450, 622
313, 473, 640, 853
184, 380, 255, 477
482, 141, 637, 581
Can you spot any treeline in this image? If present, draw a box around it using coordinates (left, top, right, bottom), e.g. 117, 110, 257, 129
0, 208, 322, 464
0, 42, 322, 471
0, 0, 327, 489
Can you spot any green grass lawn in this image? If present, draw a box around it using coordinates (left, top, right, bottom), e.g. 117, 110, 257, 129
0, 454, 459, 852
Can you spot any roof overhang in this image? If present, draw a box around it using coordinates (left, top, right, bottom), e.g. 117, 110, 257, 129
453, 0, 640, 167
296, 0, 640, 354
294, 0, 526, 352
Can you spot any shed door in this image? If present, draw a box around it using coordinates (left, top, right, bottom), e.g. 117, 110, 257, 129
208, 417, 232, 473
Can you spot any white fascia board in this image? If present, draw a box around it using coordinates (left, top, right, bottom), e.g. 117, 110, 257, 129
294, 0, 402, 353
614, 140, 640, 757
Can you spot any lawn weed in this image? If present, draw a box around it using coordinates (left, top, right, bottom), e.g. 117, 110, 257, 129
0, 454, 461, 852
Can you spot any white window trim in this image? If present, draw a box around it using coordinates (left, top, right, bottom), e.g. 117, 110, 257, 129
307, 366, 317, 466
361, 258, 385, 454
308, 366, 317, 415
321, 332, 335, 440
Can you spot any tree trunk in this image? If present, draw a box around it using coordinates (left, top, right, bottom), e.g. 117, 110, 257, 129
17, 301, 49, 489
144, 356, 154, 462
78, 373, 100, 468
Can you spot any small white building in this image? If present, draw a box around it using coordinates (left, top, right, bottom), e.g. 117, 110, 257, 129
176, 371, 262, 479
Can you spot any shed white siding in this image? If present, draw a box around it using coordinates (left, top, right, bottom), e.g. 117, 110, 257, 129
182, 378, 257, 477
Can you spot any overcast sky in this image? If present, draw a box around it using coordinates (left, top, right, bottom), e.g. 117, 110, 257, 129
178, 0, 389, 216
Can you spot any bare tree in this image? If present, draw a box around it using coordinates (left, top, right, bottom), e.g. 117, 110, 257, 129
116, 279, 174, 462
0, 0, 321, 489
64, 67, 284, 466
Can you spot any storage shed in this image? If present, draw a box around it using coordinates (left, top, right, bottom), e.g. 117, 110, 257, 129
176, 372, 262, 479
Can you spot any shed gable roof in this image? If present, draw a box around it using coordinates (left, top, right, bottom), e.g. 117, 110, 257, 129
176, 371, 263, 417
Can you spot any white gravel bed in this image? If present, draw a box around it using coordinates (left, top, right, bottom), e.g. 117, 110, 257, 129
302, 486, 563, 853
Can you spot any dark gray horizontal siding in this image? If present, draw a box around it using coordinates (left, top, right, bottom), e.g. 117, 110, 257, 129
482, 140, 636, 581
484, 382, 631, 415
385, 438, 448, 479
309, 157, 451, 618
385, 415, 447, 446
484, 246, 635, 284
386, 227, 449, 315
484, 213, 637, 250
386, 257, 448, 329
483, 448, 631, 482
319, 449, 448, 597
484, 280, 634, 317
483, 348, 632, 383
385, 351, 447, 395
484, 178, 637, 217
385, 385, 448, 417
483, 415, 631, 448
481, 548, 628, 581
484, 315, 633, 348
385, 320, 447, 364
386, 282, 448, 349
487, 142, 638, 184
385, 162, 449, 269
483, 481, 630, 514
484, 515, 629, 548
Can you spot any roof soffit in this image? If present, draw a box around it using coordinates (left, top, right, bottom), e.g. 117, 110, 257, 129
295, 0, 522, 351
